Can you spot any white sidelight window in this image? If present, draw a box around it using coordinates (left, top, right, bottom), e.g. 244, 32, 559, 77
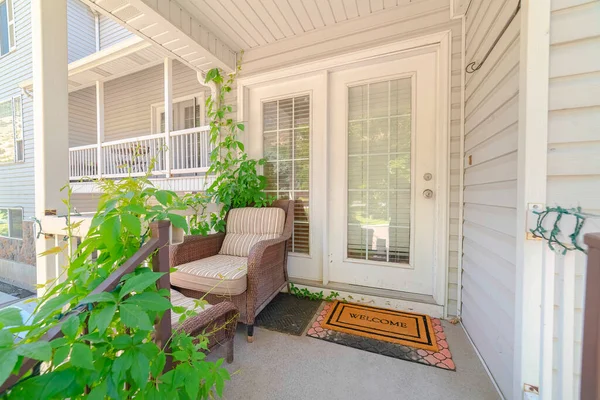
0, 96, 24, 164
0, 0, 15, 56
263, 95, 310, 254
347, 78, 412, 264
0, 207, 23, 239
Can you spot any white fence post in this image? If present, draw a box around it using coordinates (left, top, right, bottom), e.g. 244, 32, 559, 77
96, 81, 104, 178
164, 58, 172, 178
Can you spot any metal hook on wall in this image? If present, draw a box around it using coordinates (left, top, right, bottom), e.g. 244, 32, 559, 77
465, 0, 522, 74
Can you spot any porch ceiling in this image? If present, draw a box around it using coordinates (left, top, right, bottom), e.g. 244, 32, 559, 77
179, 0, 434, 51
82, 0, 237, 73
67, 36, 164, 92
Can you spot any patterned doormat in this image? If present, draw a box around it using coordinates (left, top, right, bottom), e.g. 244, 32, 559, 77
321, 301, 438, 351
255, 293, 323, 336
307, 302, 456, 371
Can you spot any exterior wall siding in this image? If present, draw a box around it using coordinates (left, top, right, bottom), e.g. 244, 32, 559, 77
103, 61, 208, 141
99, 15, 133, 50
0, 0, 34, 218
67, 0, 96, 63
462, 0, 520, 397
69, 86, 97, 147
241, 0, 463, 317
547, 0, 600, 397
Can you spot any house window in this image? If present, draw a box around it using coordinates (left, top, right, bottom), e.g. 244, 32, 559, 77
153, 96, 205, 133
0, 207, 23, 239
0, 96, 24, 164
263, 95, 310, 254
0, 0, 15, 56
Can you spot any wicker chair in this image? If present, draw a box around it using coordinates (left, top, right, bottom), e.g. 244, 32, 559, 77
169, 200, 294, 342
170, 289, 239, 362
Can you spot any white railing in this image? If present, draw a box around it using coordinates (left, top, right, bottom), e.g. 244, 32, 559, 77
68, 126, 212, 180
102, 133, 166, 178
69, 144, 98, 179
539, 247, 583, 399
170, 126, 213, 174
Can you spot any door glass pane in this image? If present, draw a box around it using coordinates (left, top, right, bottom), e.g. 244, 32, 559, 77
263, 95, 310, 254
347, 78, 411, 264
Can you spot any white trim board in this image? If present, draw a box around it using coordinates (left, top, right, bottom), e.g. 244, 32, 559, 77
239, 31, 452, 314
289, 282, 444, 318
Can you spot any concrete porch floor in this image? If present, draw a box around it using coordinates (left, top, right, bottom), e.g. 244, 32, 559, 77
208, 321, 500, 400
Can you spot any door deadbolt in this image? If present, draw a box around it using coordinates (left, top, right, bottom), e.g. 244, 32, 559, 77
423, 189, 434, 199
423, 173, 433, 181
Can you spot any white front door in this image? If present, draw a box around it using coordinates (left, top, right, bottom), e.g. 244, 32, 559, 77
328, 52, 439, 296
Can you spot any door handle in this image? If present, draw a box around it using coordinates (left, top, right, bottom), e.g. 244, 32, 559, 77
423, 189, 434, 199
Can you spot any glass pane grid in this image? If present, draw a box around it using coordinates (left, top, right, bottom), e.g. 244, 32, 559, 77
263, 95, 310, 255
347, 78, 412, 264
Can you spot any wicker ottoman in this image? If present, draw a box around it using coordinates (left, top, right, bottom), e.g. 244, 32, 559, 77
171, 289, 239, 363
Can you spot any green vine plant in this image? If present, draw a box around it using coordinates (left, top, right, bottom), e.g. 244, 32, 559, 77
183, 64, 273, 235
0, 168, 232, 398
289, 283, 344, 302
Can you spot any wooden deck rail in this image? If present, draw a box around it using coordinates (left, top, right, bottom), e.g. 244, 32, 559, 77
0, 220, 172, 394
581, 233, 600, 400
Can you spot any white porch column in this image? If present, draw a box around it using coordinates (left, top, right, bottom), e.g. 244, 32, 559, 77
96, 81, 104, 178
32, 0, 69, 293
164, 58, 172, 177
513, 0, 551, 398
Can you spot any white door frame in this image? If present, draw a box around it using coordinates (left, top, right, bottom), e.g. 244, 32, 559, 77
238, 30, 451, 306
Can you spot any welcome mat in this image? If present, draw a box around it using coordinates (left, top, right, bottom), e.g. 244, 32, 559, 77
308, 302, 455, 371
255, 293, 322, 336
321, 301, 438, 351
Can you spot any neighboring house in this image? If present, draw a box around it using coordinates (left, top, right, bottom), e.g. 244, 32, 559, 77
0, 0, 135, 289
1, 0, 599, 399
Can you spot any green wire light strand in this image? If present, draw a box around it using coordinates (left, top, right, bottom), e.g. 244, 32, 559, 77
530, 206, 591, 254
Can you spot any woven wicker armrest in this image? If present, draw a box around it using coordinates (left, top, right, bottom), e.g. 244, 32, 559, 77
177, 301, 239, 343
247, 236, 289, 272
169, 232, 225, 267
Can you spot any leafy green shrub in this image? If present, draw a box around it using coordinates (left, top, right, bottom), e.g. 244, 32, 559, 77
184, 66, 272, 235
0, 171, 230, 399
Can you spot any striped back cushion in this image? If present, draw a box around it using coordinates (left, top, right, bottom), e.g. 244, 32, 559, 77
219, 207, 285, 257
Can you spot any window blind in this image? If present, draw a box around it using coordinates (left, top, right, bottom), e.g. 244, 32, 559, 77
263, 95, 310, 254
347, 78, 412, 264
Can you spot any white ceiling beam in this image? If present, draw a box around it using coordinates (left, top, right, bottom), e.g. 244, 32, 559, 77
83, 0, 237, 73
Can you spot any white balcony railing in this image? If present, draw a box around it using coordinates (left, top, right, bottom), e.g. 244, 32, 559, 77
69, 126, 211, 180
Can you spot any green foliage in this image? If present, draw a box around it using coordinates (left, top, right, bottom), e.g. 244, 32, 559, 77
0, 178, 231, 398
184, 65, 273, 235
289, 283, 342, 302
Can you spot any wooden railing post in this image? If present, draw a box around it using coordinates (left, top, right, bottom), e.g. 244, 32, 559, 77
581, 233, 600, 400
150, 220, 172, 371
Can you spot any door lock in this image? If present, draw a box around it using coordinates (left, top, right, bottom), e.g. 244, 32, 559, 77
423, 189, 434, 199
423, 173, 433, 181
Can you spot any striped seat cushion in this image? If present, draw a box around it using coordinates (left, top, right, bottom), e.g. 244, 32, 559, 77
219, 207, 285, 257
170, 255, 248, 296
170, 289, 212, 327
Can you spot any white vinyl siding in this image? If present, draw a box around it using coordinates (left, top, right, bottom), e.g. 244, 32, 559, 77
547, 1, 600, 397
0, 0, 34, 216
69, 86, 97, 147
462, 0, 519, 397
67, 0, 96, 63
99, 15, 133, 50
